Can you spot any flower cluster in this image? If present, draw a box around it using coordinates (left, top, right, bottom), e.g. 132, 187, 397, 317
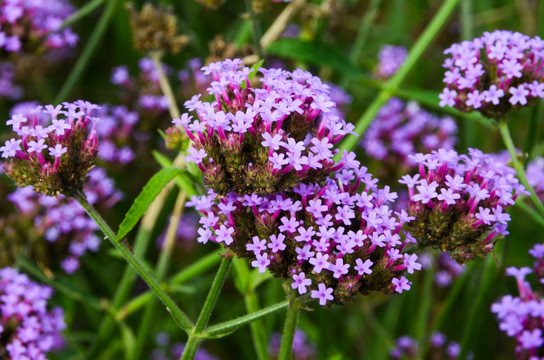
0, 62, 22, 100
390, 332, 461, 360
0, 0, 78, 54
374, 45, 407, 79
189, 160, 421, 306
434, 252, 465, 287
269, 329, 316, 360
177, 59, 356, 195
492, 243, 544, 359
361, 98, 457, 174
4, 167, 121, 273
439, 30, 544, 118
1, 101, 100, 197
0, 267, 65, 359
400, 148, 526, 263
178, 58, 213, 100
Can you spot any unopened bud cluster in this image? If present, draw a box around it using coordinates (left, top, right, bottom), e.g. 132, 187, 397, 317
400, 148, 526, 263
1, 101, 100, 197
176, 59, 356, 195
439, 30, 544, 118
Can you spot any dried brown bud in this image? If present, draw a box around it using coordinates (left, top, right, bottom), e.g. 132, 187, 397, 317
206, 35, 256, 65
126, 3, 190, 54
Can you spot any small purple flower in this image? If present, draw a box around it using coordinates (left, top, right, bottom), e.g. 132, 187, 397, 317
310, 283, 334, 306
291, 272, 312, 294
252, 253, 270, 273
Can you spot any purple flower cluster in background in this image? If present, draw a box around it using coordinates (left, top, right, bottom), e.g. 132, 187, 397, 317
527, 157, 544, 202
374, 45, 407, 79
439, 30, 544, 118
1, 101, 100, 196
111, 58, 170, 114
390, 332, 461, 359
0, 267, 65, 360
400, 148, 526, 263
435, 252, 465, 287
361, 98, 457, 171
0, 62, 22, 100
0, 0, 78, 53
269, 328, 316, 360
7, 167, 121, 273
151, 333, 217, 360
178, 58, 213, 100
177, 59, 356, 195
188, 159, 421, 306
492, 243, 544, 359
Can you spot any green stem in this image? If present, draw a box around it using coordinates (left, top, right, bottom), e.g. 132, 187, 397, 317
60, 0, 106, 30
74, 190, 193, 331
181, 257, 233, 360
348, 0, 382, 64
498, 118, 544, 220
278, 292, 301, 360
55, 0, 117, 103
244, 0, 265, 59
516, 198, 544, 227
150, 52, 181, 120
204, 300, 289, 338
171, 251, 223, 284
245, 291, 270, 360
338, 0, 460, 154
413, 255, 435, 340
132, 191, 187, 360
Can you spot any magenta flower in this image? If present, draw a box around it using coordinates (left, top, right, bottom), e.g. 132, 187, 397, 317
311, 283, 334, 306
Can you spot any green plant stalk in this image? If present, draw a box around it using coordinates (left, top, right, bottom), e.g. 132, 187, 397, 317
338, 0, 460, 154
74, 190, 193, 331
245, 291, 270, 360
150, 52, 181, 120
244, 0, 265, 59
55, 0, 117, 103
517, 198, 544, 227
414, 256, 435, 341
278, 292, 301, 360
60, 0, 106, 30
181, 257, 233, 360
132, 191, 187, 360
498, 118, 544, 220
348, 0, 382, 64
204, 300, 289, 338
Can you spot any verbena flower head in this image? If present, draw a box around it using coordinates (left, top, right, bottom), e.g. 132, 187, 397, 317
176, 59, 356, 195
269, 328, 316, 360
374, 45, 407, 79
400, 148, 526, 263
439, 30, 544, 118
189, 163, 420, 306
492, 243, 544, 359
0, 267, 65, 359
361, 98, 457, 173
390, 333, 461, 359
1, 101, 100, 197
4, 168, 121, 273
0, 0, 78, 54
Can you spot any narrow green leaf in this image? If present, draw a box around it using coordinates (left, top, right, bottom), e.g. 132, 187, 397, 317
152, 151, 199, 197
232, 257, 251, 293
117, 167, 184, 241
120, 323, 137, 360
249, 270, 272, 291
267, 38, 365, 79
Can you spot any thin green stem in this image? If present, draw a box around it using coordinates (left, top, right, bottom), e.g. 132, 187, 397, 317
278, 292, 301, 360
245, 291, 270, 360
517, 197, 544, 227
132, 191, 187, 360
498, 118, 544, 220
181, 257, 233, 360
244, 0, 265, 59
338, 0, 460, 154
349, 0, 382, 64
74, 190, 193, 331
171, 251, 223, 285
413, 255, 435, 341
150, 52, 181, 120
60, 0, 106, 30
55, 0, 117, 103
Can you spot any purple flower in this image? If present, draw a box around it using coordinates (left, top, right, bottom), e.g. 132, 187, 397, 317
291, 272, 312, 294
391, 276, 411, 293
374, 45, 407, 79
310, 283, 334, 305
252, 253, 270, 273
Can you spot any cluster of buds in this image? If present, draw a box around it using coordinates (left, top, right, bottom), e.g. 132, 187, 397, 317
177, 59, 356, 195
126, 3, 189, 54
361, 98, 457, 175
492, 243, 544, 359
188, 160, 421, 306
373, 45, 408, 79
439, 30, 544, 118
5, 167, 121, 273
0, 0, 78, 54
400, 148, 526, 263
1, 101, 100, 197
390, 333, 461, 359
269, 328, 316, 360
0, 267, 65, 359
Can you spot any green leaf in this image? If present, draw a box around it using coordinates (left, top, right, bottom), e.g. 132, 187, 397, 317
232, 257, 251, 293
120, 323, 136, 360
152, 151, 199, 197
267, 38, 365, 79
241, 59, 265, 89
249, 269, 272, 291
117, 167, 184, 241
